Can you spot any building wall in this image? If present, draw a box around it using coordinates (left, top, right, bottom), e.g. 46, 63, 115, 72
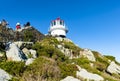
51, 29, 66, 37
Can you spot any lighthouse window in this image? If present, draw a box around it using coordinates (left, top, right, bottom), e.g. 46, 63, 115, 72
54, 21, 56, 25
60, 21, 62, 25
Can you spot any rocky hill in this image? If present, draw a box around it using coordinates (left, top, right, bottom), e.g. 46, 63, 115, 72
0, 25, 14, 42
0, 25, 120, 81
15, 27, 45, 42
0, 23, 44, 42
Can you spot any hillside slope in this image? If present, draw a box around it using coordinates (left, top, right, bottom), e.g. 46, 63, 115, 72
0, 24, 120, 81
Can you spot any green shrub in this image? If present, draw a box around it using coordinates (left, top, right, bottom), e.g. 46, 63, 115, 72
94, 61, 106, 72
71, 58, 101, 74
40, 36, 60, 46
91, 51, 111, 75
63, 41, 82, 57
21, 56, 60, 81
32, 41, 67, 62
0, 61, 25, 77
10, 77, 19, 81
0, 52, 7, 61
104, 55, 115, 61
72, 57, 90, 67
92, 51, 109, 67
23, 30, 34, 42
59, 62, 78, 78
104, 77, 118, 81
112, 73, 120, 79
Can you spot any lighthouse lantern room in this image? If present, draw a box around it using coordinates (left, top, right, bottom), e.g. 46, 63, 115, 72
48, 17, 68, 38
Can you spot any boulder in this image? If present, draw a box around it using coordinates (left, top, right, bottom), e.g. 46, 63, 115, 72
0, 52, 4, 57
14, 41, 23, 48
57, 45, 63, 50
107, 61, 120, 74
80, 49, 96, 61
60, 76, 80, 81
22, 48, 30, 56
76, 65, 104, 81
56, 37, 72, 42
14, 41, 33, 48
29, 49, 37, 58
22, 48, 37, 58
76, 65, 82, 71
25, 58, 34, 65
57, 45, 72, 57
57, 44, 79, 59
6, 42, 27, 61
0, 68, 12, 81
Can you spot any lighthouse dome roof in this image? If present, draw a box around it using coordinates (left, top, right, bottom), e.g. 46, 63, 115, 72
16, 22, 20, 26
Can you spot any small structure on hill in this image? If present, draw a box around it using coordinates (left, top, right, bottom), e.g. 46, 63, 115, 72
24, 22, 31, 29
16, 22, 32, 32
16, 22, 21, 30
48, 17, 68, 38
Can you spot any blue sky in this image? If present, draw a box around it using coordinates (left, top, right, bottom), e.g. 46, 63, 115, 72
0, 0, 120, 62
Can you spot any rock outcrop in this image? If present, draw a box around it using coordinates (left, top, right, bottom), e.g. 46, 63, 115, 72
57, 44, 80, 59
56, 37, 72, 42
0, 24, 44, 42
29, 49, 37, 58
22, 48, 30, 55
61, 76, 80, 81
76, 65, 104, 81
14, 41, 33, 48
25, 58, 34, 65
22, 48, 37, 58
6, 42, 27, 61
57, 45, 73, 58
0, 25, 14, 42
58, 44, 96, 61
107, 61, 120, 74
0, 68, 12, 81
80, 49, 96, 61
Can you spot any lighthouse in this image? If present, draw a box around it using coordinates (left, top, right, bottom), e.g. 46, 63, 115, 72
48, 17, 68, 38
16, 22, 21, 30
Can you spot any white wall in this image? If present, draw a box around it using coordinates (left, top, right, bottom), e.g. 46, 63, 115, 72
51, 29, 66, 36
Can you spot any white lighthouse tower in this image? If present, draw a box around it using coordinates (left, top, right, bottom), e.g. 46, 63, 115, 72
48, 17, 68, 38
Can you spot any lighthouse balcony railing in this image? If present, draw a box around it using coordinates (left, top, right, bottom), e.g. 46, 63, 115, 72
48, 27, 68, 33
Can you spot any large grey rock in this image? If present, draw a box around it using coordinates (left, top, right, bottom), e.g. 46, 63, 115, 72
80, 49, 96, 61
14, 41, 23, 48
60, 76, 80, 81
6, 42, 27, 61
25, 58, 34, 65
57, 44, 79, 59
57, 45, 72, 57
56, 37, 72, 42
22, 48, 37, 58
29, 49, 37, 58
0, 68, 12, 81
107, 61, 120, 74
76, 65, 104, 81
0, 52, 4, 57
14, 41, 33, 48
22, 48, 30, 56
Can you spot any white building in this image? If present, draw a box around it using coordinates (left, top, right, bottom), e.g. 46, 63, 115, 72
48, 17, 68, 38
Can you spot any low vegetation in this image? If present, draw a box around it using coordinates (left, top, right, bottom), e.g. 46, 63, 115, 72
32, 37, 68, 61
0, 61, 25, 77
21, 56, 61, 81
63, 40, 82, 57
0, 36, 120, 81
